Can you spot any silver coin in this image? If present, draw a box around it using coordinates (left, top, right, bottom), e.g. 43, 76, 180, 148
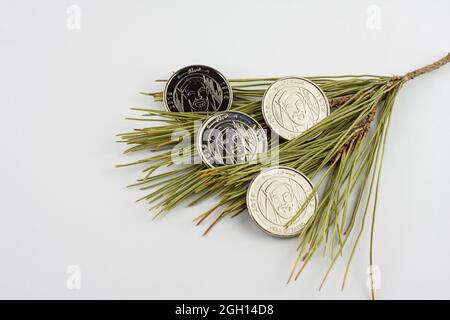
163, 65, 232, 112
197, 111, 267, 168
262, 77, 329, 140
246, 166, 318, 238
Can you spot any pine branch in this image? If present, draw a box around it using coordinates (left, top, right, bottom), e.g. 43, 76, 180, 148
117, 53, 450, 297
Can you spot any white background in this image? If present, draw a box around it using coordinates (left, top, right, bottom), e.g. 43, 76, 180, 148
1, 0, 449, 299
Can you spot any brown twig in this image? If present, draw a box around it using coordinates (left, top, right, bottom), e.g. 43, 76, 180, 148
402, 53, 450, 82
332, 107, 377, 162
329, 95, 354, 109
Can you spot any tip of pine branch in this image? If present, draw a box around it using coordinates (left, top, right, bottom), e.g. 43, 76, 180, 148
286, 273, 294, 285
152, 210, 164, 221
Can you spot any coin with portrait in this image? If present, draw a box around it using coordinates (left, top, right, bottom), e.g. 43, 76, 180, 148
262, 77, 329, 140
246, 167, 318, 238
197, 111, 267, 168
164, 65, 232, 112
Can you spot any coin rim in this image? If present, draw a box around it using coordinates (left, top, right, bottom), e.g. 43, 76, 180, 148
163, 64, 233, 112
261, 77, 330, 141
246, 166, 319, 238
196, 111, 268, 168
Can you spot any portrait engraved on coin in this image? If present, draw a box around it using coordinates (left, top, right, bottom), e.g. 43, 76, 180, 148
247, 167, 318, 238
164, 65, 232, 112
197, 111, 267, 168
262, 77, 329, 140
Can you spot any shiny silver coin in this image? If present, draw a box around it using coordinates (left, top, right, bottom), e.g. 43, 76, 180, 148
246, 166, 318, 238
164, 65, 232, 112
262, 77, 329, 140
197, 111, 267, 168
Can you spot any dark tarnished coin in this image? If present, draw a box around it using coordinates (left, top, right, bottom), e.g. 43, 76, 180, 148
246, 166, 318, 238
164, 65, 232, 112
197, 111, 267, 168
262, 77, 329, 140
